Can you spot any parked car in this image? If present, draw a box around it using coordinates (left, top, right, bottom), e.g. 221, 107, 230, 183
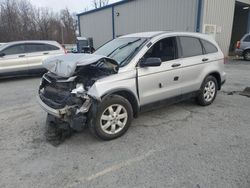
0, 40, 66, 78
235, 33, 250, 60
0, 43, 6, 47
37, 31, 226, 140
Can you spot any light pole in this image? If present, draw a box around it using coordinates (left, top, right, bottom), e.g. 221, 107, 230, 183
60, 20, 65, 44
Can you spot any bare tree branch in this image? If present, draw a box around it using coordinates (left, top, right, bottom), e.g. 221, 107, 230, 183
0, 0, 77, 43
92, 0, 109, 9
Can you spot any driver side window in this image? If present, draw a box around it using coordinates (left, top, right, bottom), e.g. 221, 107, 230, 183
144, 37, 177, 62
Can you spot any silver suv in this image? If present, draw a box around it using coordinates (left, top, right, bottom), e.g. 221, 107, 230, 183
235, 33, 250, 60
37, 31, 226, 140
0, 40, 65, 78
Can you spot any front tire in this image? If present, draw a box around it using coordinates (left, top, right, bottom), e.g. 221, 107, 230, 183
88, 95, 133, 140
197, 76, 218, 106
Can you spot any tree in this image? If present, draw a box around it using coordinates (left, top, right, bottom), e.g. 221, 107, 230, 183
0, 0, 77, 43
60, 8, 76, 44
92, 0, 109, 9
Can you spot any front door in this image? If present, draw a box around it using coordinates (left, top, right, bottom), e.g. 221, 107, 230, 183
137, 37, 182, 106
0, 44, 28, 74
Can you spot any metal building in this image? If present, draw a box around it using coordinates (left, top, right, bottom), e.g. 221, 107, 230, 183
77, 0, 250, 55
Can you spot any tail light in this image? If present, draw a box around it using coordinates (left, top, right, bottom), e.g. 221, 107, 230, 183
224, 57, 228, 64
236, 41, 241, 49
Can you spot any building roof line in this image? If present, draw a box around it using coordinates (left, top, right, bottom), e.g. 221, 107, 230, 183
77, 0, 134, 17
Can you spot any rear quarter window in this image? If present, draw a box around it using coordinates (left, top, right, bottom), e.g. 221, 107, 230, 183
43, 44, 60, 51
179, 36, 203, 58
25, 43, 60, 53
201, 39, 218, 54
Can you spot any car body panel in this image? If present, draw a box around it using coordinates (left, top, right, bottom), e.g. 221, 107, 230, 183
137, 59, 181, 105
0, 53, 28, 73
87, 69, 138, 102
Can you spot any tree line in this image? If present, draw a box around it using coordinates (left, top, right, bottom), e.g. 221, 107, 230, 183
0, 0, 76, 44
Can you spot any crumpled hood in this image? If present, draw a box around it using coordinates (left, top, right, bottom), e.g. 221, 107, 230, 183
43, 53, 118, 78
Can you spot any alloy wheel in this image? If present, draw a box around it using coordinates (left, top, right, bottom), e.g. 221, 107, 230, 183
100, 104, 128, 135
203, 81, 216, 102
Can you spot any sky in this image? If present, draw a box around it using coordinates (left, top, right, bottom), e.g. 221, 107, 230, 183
29, 0, 121, 14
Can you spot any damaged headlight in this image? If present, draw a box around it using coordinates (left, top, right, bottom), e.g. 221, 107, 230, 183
71, 83, 86, 96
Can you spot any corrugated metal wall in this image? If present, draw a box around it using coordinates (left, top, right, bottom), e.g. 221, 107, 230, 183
202, 0, 236, 55
79, 8, 113, 48
114, 0, 197, 37
79, 0, 198, 48
79, 0, 249, 53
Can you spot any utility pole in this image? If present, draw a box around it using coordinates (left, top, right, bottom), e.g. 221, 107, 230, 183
60, 20, 65, 44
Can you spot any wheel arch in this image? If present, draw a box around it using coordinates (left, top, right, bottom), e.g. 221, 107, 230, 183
243, 48, 250, 55
243, 48, 250, 52
204, 72, 222, 90
101, 89, 140, 118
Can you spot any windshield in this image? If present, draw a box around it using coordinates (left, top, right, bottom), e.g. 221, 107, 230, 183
94, 37, 147, 66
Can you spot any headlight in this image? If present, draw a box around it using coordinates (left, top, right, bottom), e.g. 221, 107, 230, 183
71, 83, 85, 95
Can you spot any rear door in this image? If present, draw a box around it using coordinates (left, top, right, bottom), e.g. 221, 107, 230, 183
177, 36, 207, 94
25, 43, 63, 71
137, 37, 182, 106
0, 44, 28, 74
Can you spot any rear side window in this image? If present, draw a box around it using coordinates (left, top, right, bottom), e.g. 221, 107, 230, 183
179, 36, 203, 58
1, 44, 25, 55
25, 43, 60, 53
243, 35, 250, 42
201, 39, 218, 54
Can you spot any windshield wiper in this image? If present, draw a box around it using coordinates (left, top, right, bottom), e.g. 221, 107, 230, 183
119, 39, 147, 67
107, 39, 141, 57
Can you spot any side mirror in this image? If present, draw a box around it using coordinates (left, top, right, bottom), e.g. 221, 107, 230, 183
0, 53, 5, 57
139, 57, 162, 67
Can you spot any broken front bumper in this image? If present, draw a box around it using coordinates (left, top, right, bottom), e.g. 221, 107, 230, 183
37, 94, 93, 131
37, 95, 92, 118
37, 96, 69, 118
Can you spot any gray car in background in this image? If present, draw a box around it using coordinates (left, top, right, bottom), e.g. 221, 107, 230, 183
235, 33, 250, 60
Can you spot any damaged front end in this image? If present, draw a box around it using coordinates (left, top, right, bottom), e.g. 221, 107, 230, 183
37, 54, 118, 131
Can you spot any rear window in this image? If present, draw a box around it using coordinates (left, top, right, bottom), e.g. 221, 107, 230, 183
243, 35, 250, 42
25, 43, 60, 53
179, 36, 203, 58
201, 39, 218, 54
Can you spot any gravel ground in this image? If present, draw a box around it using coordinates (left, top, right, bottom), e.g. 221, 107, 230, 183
0, 59, 250, 188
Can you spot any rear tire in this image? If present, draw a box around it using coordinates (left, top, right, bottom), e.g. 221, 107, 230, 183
243, 50, 250, 61
88, 95, 133, 140
196, 76, 218, 106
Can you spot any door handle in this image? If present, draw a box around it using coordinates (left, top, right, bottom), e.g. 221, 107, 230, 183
43, 52, 49, 55
19, 55, 25, 58
171, 63, 181, 68
202, 58, 209, 62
